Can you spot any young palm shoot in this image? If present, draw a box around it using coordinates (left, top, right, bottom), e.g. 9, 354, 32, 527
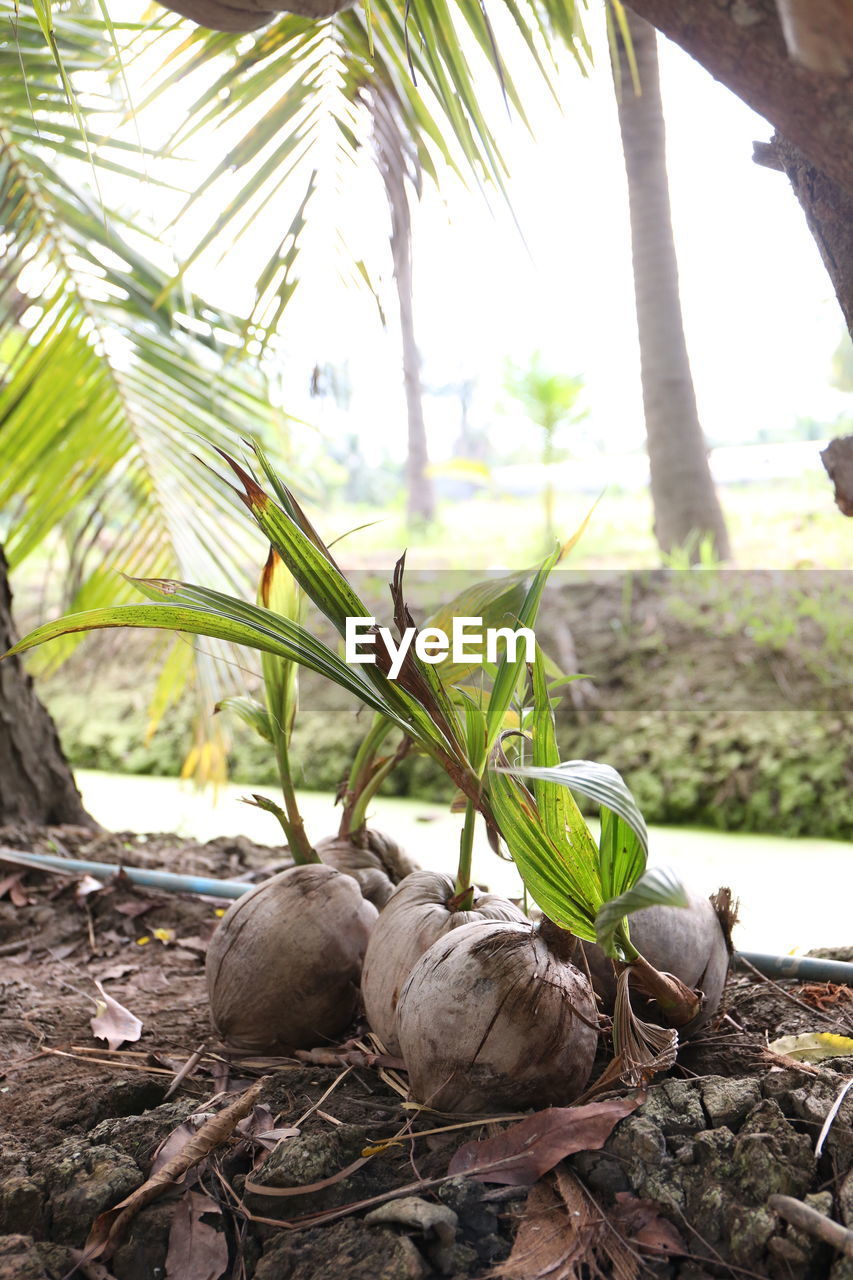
395, 650, 699, 1110
316, 712, 420, 908
218, 547, 318, 865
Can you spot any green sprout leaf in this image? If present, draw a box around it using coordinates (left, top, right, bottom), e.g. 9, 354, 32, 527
505, 759, 649, 859
595, 866, 689, 958
216, 696, 274, 744
487, 765, 601, 939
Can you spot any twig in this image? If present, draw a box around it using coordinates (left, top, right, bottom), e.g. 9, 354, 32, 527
43, 1048, 177, 1077
769, 1195, 853, 1257
164, 1043, 208, 1100
0, 939, 29, 956
292, 1064, 353, 1129
815, 1079, 853, 1159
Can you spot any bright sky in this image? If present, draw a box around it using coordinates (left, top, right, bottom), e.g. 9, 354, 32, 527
113, 4, 850, 465
265, 13, 849, 463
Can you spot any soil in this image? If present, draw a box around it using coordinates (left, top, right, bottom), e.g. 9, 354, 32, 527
1, 826, 852, 1280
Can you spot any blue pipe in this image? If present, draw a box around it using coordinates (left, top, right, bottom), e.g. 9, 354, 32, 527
0, 847, 253, 899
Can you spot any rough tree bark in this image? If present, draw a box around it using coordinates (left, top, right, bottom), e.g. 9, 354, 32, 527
0, 545, 95, 827
626, 0, 853, 334
614, 11, 732, 561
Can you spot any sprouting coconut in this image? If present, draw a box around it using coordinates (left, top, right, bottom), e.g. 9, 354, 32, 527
396, 917, 598, 1112
361, 870, 528, 1055
206, 863, 377, 1052
578, 888, 733, 1035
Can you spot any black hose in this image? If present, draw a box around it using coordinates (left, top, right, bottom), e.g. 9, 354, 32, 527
734, 951, 853, 987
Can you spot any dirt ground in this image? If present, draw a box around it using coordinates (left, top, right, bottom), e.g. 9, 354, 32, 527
1, 825, 852, 1280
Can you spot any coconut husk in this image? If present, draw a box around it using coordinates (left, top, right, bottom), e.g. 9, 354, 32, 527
581, 890, 731, 1036
361, 870, 528, 1056
206, 863, 377, 1053
316, 830, 420, 909
397, 920, 599, 1112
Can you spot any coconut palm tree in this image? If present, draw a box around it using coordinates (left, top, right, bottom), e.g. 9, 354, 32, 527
611, 9, 731, 562
367, 79, 434, 523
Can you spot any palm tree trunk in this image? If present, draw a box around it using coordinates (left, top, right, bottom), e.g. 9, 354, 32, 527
389, 193, 435, 525
614, 10, 732, 562
0, 544, 96, 827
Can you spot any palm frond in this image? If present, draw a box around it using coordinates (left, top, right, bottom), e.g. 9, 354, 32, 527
0, 3, 293, 760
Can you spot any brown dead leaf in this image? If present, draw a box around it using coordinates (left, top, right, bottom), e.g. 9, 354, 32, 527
85, 1079, 264, 1260
609, 1192, 687, 1255
90, 981, 143, 1051
97, 964, 138, 982
448, 1095, 641, 1186
495, 1167, 638, 1280
164, 1191, 228, 1280
0, 872, 25, 900
115, 900, 156, 919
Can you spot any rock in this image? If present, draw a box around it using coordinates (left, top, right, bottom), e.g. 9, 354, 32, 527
366, 1197, 457, 1274
571, 1080, 822, 1273
700, 1075, 761, 1128
40, 1141, 143, 1246
731, 1099, 815, 1202
0, 1175, 45, 1237
839, 1169, 853, 1228
0, 1235, 73, 1280
245, 1125, 367, 1215
88, 1099, 198, 1172
789, 1076, 853, 1165
255, 1219, 428, 1280
640, 1079, 707, 1136
110, 1200, 176, 1280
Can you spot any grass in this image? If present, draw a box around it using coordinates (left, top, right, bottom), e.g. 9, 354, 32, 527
319, 475, 847, 571
78, 768, 852, 956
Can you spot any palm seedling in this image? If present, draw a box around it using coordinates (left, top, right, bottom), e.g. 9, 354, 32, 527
217, 549, 418, 907
394, 650, 730, 1111
4, 442, 728, 1079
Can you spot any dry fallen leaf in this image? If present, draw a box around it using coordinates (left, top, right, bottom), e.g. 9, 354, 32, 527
768, 1032, 853, 1062
495, 1166, 638, 1280
609, 1192, 687, 1255
90, 981, 143, 1052
164, 1190, 228, 1280
448, 1095, 641, 1187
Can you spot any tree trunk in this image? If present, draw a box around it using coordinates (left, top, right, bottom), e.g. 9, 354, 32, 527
614, 10, 732, 562
389, 193, 435, 525
755, 132, 853, 335
0, 544, 95, 827
626, 0, 853, 333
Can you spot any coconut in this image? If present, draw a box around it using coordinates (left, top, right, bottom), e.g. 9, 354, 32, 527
206, 863, 377, 1053
580, 890, 731, 1034
361, 870, 527, 1056
396, 919, 599, 1113
315, 830, 420, 909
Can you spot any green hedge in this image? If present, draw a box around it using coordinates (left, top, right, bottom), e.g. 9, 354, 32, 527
46, 685, 851, 840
